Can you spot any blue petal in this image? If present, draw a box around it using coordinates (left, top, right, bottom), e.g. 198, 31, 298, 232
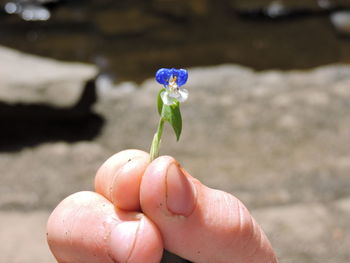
155, 68, 171, 85
169, 68, 177, 77
175, 69, 188, 86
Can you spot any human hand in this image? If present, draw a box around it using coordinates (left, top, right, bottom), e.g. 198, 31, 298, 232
47, 150, 277, 263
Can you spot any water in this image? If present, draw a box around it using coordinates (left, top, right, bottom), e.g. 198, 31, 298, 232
0, 0, 349, 82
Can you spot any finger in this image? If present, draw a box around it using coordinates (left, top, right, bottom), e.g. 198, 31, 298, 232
140, 156, 277, 263
47, 191, 163, 263
95, 149, 150, 211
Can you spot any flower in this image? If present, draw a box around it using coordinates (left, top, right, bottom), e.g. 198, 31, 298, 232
155, 68, 189, 105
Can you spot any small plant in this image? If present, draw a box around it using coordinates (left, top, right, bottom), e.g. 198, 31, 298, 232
150, 68, 189, 161
149, 68, 191, 263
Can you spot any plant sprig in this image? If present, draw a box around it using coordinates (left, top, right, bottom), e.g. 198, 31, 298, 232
149, 68, 188, 161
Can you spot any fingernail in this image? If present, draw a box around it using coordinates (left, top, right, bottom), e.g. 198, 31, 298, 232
166, 163, 196, 216
109, 220, 140, 262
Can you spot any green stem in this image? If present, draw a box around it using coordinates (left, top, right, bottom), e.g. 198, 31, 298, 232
150, 105, 165, 161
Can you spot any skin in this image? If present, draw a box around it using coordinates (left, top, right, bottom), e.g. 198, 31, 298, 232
47, 149, 278, 263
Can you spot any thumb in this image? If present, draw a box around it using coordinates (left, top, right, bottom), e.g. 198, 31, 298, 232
140, 156, 277, 263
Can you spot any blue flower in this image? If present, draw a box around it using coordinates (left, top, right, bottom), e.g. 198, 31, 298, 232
155, 68, 189, 105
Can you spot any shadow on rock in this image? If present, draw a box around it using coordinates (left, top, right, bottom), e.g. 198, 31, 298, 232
0, 80, 104, 152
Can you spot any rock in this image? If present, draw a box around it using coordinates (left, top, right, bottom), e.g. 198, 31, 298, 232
2, 63, 349, 209
0, 64, 350, 263
0, 142, 107, 209
0, 46, 102, 151
253, 199, 350, 262
95, 74, 137, 101
97, 64, 350, 208
0, 45, 97, 107
0, 211, 55, 263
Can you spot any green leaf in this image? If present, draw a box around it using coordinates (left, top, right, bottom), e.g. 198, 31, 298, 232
157, 88, 165, 116
162, 101, 182, 141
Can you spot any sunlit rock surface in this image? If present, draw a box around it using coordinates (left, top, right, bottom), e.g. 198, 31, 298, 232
0, 45, 97, 107
0, 46, 102, 151
1, 62, 350, 262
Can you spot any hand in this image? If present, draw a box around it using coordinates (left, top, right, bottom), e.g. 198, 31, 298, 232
47, 150, 277, 263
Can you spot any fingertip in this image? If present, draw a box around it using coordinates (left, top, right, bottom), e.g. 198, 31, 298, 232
141, 155, 198, 217
95, 149, 150, 210
104, 214, 163, 263
112, 155, 149, 211
140, 156, 175, 216
47, 191, 119, 263
123, 216, 163, 263
140, 158, 277, 263
47, 191, 164, 263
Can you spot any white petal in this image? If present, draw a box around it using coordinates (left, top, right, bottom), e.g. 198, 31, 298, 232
161, 90, 176, 105
168, 90, 180, 99
177, 88, 189, 102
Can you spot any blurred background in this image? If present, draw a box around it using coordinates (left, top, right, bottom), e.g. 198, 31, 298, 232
0, 0, 350, 262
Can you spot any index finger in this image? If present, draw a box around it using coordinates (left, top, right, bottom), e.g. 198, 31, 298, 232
94, 149, 150, 211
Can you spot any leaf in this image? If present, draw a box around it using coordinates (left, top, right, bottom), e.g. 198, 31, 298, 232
162, 101, 182, 141
157, 88, 165, 116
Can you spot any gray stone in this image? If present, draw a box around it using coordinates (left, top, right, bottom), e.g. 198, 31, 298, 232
1, 63, 350, 210
0, 211, 55, 263
2, 62, 349, 209
253, 198, 350, 263
1, 63, 350, 262
0, 142, 106, 209
97, 63, 350, 209
0, 45, 97, 107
